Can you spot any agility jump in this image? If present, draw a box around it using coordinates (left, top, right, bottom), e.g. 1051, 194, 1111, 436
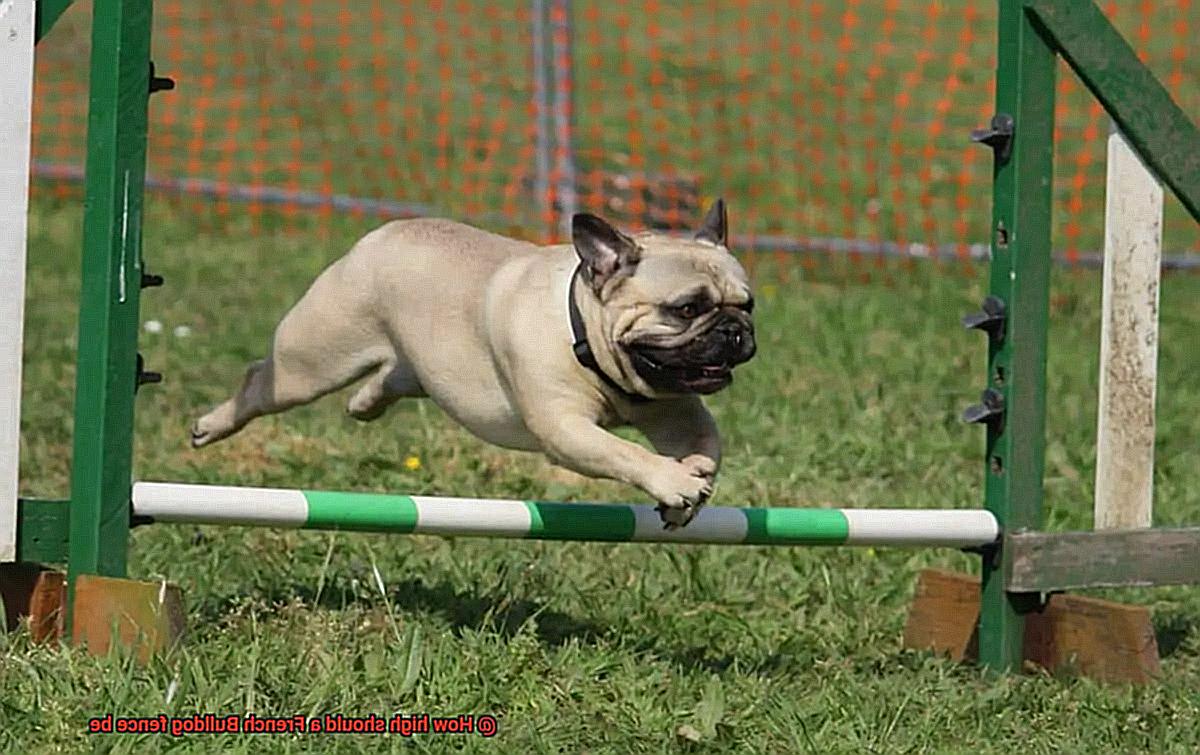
2, 0, 1199, 684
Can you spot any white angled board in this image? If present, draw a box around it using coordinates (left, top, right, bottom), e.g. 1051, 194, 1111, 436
1094, 124, 1162, 531
0, 0, 36, 561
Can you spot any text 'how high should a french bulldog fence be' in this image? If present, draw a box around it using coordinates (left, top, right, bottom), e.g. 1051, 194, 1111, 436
29, 0, 1200, 272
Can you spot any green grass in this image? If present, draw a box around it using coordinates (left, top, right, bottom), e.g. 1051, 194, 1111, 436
4, 195, 1200, 753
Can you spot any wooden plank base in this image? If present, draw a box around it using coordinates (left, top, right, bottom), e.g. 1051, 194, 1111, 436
1007, 527, 1200, 591
2, 568, 185, 661
0, 562, 65, 641
903, 569, 1160, 683
72, 575, 186, 662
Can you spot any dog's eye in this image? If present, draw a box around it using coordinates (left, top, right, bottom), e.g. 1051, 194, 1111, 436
674, 302, 705, 319
739, 297, 755, 313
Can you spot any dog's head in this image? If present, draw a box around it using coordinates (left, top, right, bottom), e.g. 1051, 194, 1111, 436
572, 199, 756, 397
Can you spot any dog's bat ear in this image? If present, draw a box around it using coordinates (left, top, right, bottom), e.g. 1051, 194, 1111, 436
695, 197, 728, 246
572, 213, 641, 289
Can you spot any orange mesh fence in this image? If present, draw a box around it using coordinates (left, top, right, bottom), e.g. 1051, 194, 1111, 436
29, 1, 1200, 270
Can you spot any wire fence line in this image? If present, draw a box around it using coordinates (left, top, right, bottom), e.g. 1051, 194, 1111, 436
29, 1, 1200, 270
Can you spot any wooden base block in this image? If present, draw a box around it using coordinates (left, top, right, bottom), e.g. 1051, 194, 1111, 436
903, 569, 1160, 684
71, 575, 185, 663
0, 562, 65, 641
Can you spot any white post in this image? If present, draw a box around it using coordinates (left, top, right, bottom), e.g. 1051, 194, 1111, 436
548, 0, 578, 241
0, 0, 37, 562
1094, 124, 1163, 531
530, 0, 552, 236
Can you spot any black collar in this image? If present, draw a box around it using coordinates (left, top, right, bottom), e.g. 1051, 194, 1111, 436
568, 266, 651, 403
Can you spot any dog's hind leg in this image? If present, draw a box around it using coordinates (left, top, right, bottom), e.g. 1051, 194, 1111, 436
191, 349, 385, 447
190, 358, 276, 447
191, 289, 390, 447
346, 360, 424, 421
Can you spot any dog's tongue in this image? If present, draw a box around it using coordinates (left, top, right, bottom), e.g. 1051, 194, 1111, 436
701, 365, 729, 375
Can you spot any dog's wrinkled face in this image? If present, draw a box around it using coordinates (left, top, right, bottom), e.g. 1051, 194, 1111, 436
573, 199, 756, 396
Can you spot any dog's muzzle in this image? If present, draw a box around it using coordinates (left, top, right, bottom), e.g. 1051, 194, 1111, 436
628, 310, 756, 395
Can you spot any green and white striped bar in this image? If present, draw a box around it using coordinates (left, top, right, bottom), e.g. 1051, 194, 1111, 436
132, 482, 999, 548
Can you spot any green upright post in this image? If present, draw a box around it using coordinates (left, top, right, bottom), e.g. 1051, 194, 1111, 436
976, 0, 1056, 673
67, 0, 154, 615
35, 0, 77, 42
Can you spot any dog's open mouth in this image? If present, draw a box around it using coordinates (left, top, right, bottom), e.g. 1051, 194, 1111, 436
685, 364, 734, 393
628, 348, 733, 394
625, 312, 755, 396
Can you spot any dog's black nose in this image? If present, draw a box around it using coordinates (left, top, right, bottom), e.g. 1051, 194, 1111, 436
733, 326, 756, 363
716, 317, 755, 364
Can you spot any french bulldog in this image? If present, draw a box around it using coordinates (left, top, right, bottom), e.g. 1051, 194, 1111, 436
191, 200, 756, 527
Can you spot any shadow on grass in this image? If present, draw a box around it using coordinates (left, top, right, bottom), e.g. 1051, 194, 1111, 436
1156, 613, 1196, 658
191, 577, 607, 646
389, 578, 607, 647
188, 577, 807, 674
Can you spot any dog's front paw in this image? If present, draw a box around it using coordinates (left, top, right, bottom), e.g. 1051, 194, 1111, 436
647, 459, 713, 530
679, 453, 718, 482
656, 501, 701, 529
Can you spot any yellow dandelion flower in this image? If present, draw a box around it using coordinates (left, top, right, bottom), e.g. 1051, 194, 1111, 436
404, 455, 421, 471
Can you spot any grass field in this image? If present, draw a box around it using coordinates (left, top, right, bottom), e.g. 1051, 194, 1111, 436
4, 194, 1200, 753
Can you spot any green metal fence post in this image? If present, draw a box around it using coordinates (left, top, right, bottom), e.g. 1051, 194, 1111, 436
976, 0, 1057, 673
67, 0, 154, 615
1024, 0, 1200, 224
35, 0, 77, 43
